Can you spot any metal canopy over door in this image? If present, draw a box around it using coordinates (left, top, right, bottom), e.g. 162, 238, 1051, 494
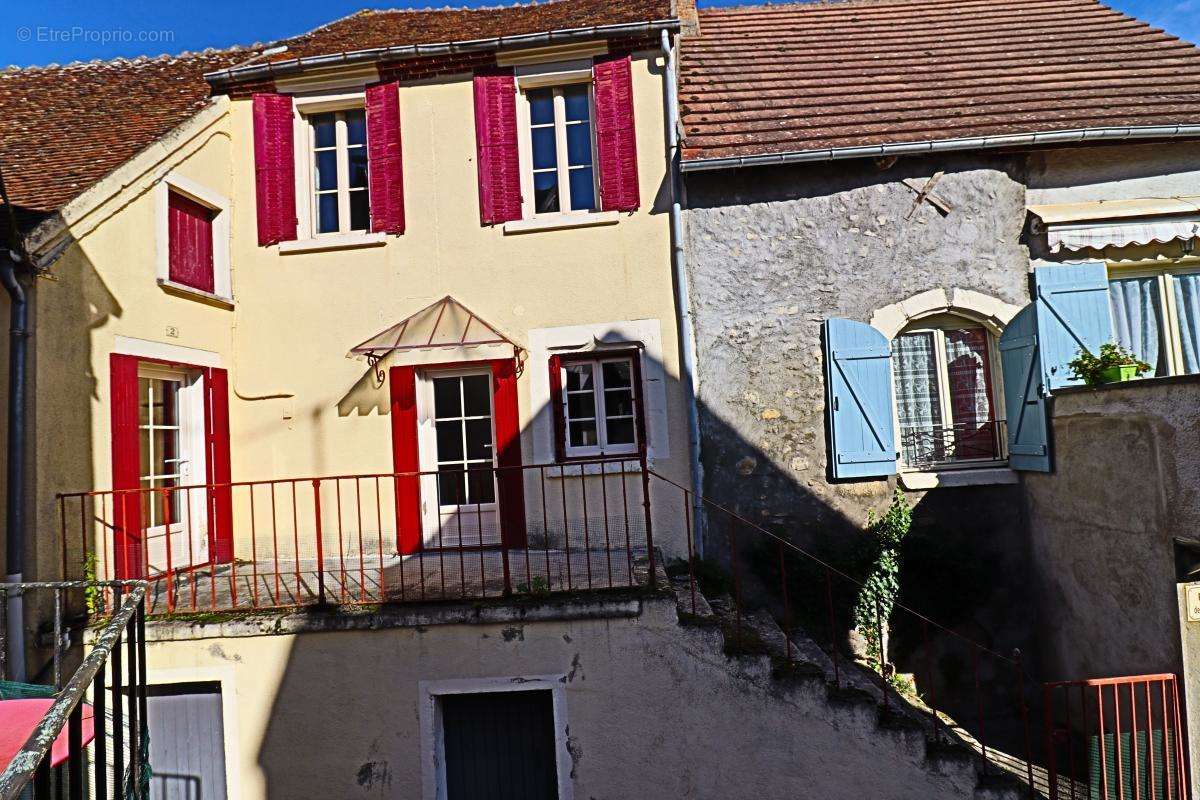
418, 369, 501, 548
441, 690, 559, 800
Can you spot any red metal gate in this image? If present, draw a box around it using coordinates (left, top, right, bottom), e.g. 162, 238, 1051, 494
1044, 673, 1191, 800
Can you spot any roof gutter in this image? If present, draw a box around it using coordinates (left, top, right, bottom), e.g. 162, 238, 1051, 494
204, 18, 681, 87
679, 124, 1200, 173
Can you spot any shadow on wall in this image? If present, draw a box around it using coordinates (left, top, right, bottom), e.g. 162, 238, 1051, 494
251, 338, 1040, 798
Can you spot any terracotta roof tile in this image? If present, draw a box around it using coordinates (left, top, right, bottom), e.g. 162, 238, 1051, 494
270, 0, 671, 62
0, 50, 250, 219
679, 0, 1200, 163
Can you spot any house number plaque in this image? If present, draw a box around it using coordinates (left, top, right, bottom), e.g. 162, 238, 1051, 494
1188, 585, 1200, 623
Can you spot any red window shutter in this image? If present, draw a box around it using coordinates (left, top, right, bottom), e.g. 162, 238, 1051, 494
366, 81, 405, 235
252, 93, 298, 246
390, 366, 422, 555
491, 359, 527, 548
204, 368, 234, 564
472, 69, 523, 225
593, 55, 640, 212
167, 191, 215, 293
547, 355, 566, 462
110, 354, 145, 578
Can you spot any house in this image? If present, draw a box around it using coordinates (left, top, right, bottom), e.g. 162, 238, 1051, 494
677, 0, 1200, 787
0, 2, 1060, 798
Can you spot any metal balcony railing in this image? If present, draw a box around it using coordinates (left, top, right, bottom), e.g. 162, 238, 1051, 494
900, 419, 1007, 469
0, 581, 150, 800
56, 457, 658, 616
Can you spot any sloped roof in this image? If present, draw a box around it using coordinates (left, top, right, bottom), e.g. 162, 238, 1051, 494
679, 0, 1200, 165
0, 50, 252, 222
272, 0, 671, 62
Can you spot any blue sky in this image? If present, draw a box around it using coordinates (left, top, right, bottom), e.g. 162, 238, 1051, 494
2, 0, 1197, 68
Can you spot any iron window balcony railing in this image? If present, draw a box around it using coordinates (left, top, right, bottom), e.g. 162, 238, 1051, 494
899, 419, 1007, 470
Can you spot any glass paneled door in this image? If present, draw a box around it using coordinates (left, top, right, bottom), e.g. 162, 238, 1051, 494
418, 370, 501, 548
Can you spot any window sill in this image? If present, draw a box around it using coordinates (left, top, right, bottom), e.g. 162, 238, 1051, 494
157, 279, 234, 309
278, 232, 387, 254
547, 458, 649, 478
899, 466, 1018, 490
503, 211, 619, 235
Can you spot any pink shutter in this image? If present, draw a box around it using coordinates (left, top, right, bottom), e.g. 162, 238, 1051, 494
366, 81, 405, 234
252, 93, 298, 246
593, 55, 640, 212
167, 191, 215, 293
472, 69, 523, 225
110, 354, 144, 579
204, 367, 234, 564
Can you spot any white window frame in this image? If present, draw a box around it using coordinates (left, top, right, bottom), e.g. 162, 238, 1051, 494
560, 355, 640, 459
154, 172, 232, 303
515, 61, 600, 221
891, 315, 1008, 473
418, 676, 572, 800
291, 93, 375, 241
1107, 261, 1200, 377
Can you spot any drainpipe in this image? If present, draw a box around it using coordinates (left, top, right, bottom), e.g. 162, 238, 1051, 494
661, 28, 705, 557
0, 161, 28, 682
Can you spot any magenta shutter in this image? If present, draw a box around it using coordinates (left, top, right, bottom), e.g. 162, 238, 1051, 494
252, 93, 298, 246
167, 191, 215, 293
593, 55, 640, 212
472, 69, 523, 225
366, 81, 405, 234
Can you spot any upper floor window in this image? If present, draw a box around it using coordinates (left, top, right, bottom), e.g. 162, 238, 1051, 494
306, 108, 369, 235
155, 173, 232, 302
1109, 265, 1200, 377
519, 78, 598, 219
892, 314, 1004, 470
558, 354, 641, 459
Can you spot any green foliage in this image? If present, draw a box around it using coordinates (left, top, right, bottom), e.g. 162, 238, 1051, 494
852, 488, 912, 671
515, 575, 551, 596
1068, 342, 1151, 386
82, 552, 101, 615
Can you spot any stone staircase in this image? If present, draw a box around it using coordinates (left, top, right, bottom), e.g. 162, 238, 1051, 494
669, 574, 1046, 800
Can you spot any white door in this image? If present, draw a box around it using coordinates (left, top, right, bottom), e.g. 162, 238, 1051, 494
138, 366, 209, 573
417, 369, 501, 548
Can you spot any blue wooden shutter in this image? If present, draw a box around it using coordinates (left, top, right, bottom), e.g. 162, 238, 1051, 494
999, 304, 1051, 472
823, 318, 897, 479
1034, 262, 1114, 391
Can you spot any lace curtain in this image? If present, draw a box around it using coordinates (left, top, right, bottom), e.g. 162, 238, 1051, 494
1109, 277, 1164, 375
1173, 273, 1200, 374
893, 333, 941, 465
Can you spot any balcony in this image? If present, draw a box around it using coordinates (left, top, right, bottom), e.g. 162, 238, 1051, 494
55, 457, 660, 616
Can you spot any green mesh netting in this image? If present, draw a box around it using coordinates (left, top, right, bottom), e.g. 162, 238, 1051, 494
0, 680, 56, 700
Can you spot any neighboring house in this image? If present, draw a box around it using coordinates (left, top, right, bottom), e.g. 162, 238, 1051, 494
677, 0, 1200, 768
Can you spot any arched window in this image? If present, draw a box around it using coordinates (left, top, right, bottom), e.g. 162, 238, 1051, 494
892, 313, 1005, 470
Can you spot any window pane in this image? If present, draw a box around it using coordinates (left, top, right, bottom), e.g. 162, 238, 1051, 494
569, 420, 597, 447
317, 194, 339, 233
140, 431, 150, 479
565, 363, 592, 391
531, 127, 557, 171
893, 332, 943, 466
1110, 277, 1166, 376
528, 89, 554, 125
462, 375, 491, 417
348, 148, 368, 189
345, 110, 366, 146
534, 172, 559, 214
563, 85, 590, 122
944, 328, 999, 461
467, 468, 496, 505
436, 420, 465, 462
152, 429, 178, 477
433, 377, 462, 419
568, 168, 595, 212
139, 378, 152, 426
311, 114, 335, 148
348, 190, 369, 232
315, 150, 338, 191
464, 418, 493, 461
158, 380, 179, 425
567, 392, 595, 420
1173, 273, 1200, 374
602, 360, 631, 388
606, 418, 635, 446
437, 470, 466, 507
566, 123, 592, 166
604, 389, 634, 417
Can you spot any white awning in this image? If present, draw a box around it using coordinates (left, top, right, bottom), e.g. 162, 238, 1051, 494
1028, 197, 1200, 253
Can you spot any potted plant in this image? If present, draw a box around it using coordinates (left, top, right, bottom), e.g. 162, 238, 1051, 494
1067, 342, 1152, 386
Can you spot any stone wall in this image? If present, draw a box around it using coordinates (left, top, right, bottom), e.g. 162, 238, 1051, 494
1023, 376, 1200, 683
